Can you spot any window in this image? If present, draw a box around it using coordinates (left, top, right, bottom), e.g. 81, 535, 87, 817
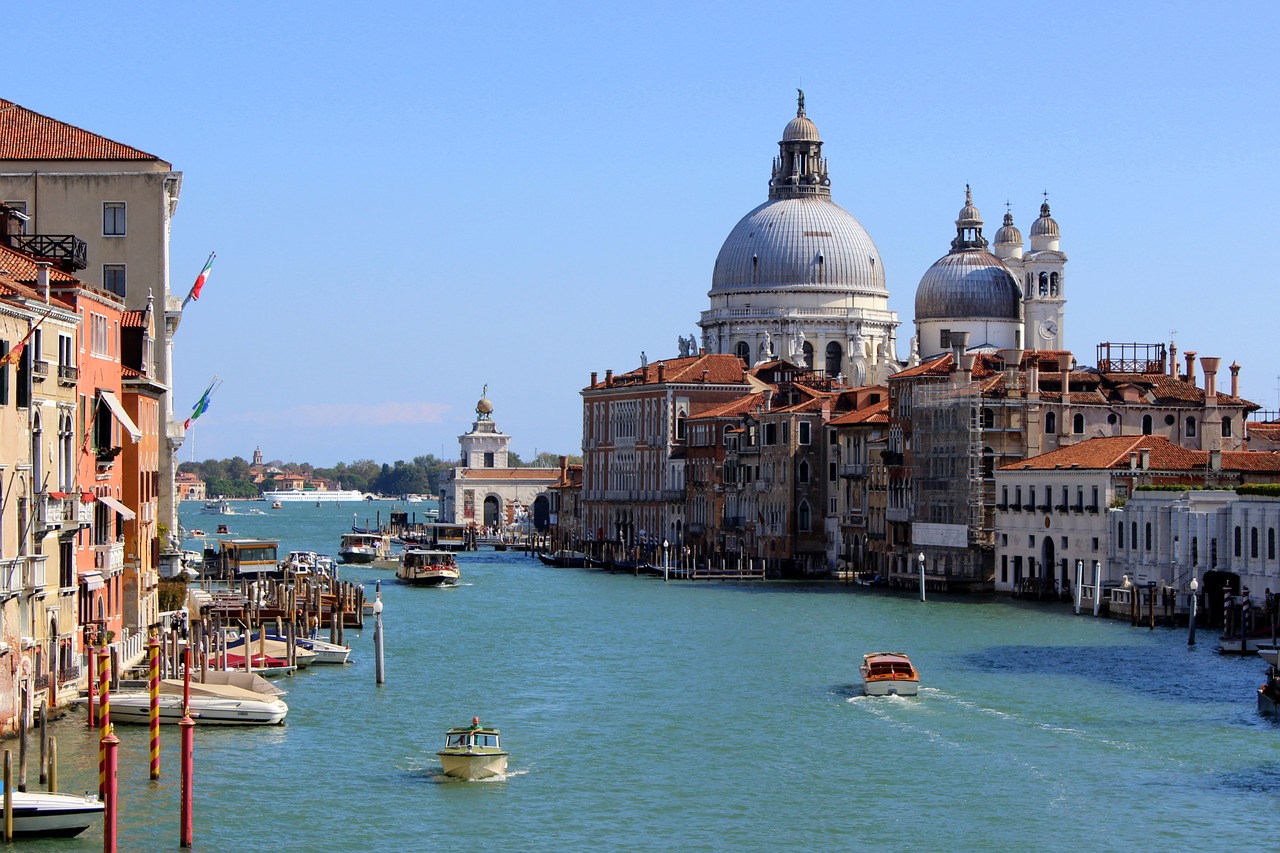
1142, 415, 1152, 435
1271, 529, 1276, 561
1251, 527, 1259, 559
1045, 412, 1056, 434
102, 202, 126, 236
1145, 523, 1152, 551
483, 452, 494, 468
103, 265, 126, 298
1118, 522, 1124, 549
1091, 537, 1099, 551
1192, 537, 1199, 566
799, 421, 811, 445
940, 329, 951, 350
1186, 417, 1197, 437
798, 501, 811, 532
735, 341, 750, 364
1235, 526, 1242, 557
58, 334, 73, 369
1073, 413, 1084, 434
1222, 417, 1233, 438
1131, 522, 1137, 548
89, 313, 110, 356
798, 460, 809, 484
764, 423, 777, 446
825, 342, 842, 377
0, 340, 7, 405
983, 408, 995, 429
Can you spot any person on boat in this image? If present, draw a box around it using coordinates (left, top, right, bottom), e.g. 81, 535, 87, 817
468, 716, 481, 731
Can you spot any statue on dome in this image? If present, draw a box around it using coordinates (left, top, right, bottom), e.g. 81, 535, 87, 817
797, 88, 805, 115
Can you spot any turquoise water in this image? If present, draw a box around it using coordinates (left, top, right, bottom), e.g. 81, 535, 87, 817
27, 501, 1280, 850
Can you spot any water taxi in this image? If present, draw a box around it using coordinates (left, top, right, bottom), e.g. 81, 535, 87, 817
202, 499, 233, 515
396, 549, 460, 586
860, 652, 920, 696
437, 719, 508, 780
338, 532, 391, 564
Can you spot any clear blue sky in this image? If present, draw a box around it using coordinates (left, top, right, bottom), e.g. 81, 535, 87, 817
9, 2, 1279, 466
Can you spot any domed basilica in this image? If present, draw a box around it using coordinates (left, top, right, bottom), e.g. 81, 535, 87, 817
697, 92, 1067, 378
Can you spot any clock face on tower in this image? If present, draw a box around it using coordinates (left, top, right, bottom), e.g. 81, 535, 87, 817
1038, 319, 1058, 341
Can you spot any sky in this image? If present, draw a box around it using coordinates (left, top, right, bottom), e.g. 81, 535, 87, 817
7, 2, 1279, 467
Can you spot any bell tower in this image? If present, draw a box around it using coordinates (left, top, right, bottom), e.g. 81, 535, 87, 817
1023, 196, 1067, 350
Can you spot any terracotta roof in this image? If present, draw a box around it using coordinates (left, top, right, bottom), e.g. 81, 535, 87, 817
121, 310, 147, 327
0, 244, 81, 288
1219, 451, 1280, 472
587, 353, 749, 390
1000, 435, 1203, 471
689, 392, 768, 420
458, 468, 559, 480
828, 400, 890, 426
1248, 423, 1280, 439
0, 99, 160, 160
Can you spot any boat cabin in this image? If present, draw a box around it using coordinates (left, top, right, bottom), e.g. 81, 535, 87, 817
208, 539, 279, 578
863, 654, 916, 679
443, 728, 501, 751
415, 523, 471, 551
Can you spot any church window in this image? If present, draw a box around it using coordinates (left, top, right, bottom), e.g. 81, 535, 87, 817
1142, 415, 1152, 435
1186, 417, 1197, 437
825, 341, 842, 377
1050, 272, 1059, 296
483, 452, 494, 468
735, 341, 750, 364
1039, 271, 1049, 296
1045, 412, 1056, 434
1073, 413, 1084, 434
751, 255, 759, 284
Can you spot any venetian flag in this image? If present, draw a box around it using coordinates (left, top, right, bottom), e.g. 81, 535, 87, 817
182, 252, 215, 308
183, 377, 220, 430
0, 309, 54, 366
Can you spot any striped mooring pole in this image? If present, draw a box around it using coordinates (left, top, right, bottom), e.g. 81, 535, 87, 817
97, 650, 110, 798
149, 634, 161, 780
86, 647, 97, 729
103, 726, 119, 853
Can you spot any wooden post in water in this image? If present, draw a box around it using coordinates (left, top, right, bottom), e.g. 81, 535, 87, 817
46, 737, 56, 793
18, 678, 28, 792
97, 652, 110, 798
373, 581, 385, 685
336, 584, 345, 647
86, 647, 97, 729
37, 705, 47, 785
149, 634, 161, 780
103, 727, 119, 853
3, 749, 12, 843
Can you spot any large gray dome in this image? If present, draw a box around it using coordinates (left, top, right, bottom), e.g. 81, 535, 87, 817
915, 251, 1022, 320
711, 197, 885, 294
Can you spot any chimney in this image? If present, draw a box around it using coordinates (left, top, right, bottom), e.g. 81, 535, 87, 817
763, 389, 774, 411
1057, 353, 1072, 373
699, 347, 705, 356
605, 369, 613, 387
701, 369, 709, 383
1230, 361, 1240, 397
960, 354, 975, 385
1140, 447, 1151, 470
590, 371, 598, 387
1129, 451, 1138, 470
1200, 356, 1221, 403
1169, 341, 1178, 376
1184, 351, 1197, 384
1210, 447, 1222, 471
1028, 358, 1040, 395
36, 261, 50, 303
657, 363, 666, 383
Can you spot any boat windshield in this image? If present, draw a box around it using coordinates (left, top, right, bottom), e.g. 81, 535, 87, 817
445, 731, 500, 749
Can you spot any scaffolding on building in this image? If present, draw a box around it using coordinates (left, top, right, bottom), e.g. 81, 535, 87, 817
913, 379, 986, 545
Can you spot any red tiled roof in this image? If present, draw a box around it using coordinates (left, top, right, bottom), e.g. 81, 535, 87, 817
829, 400, 890, 426
689, 392, 768, 420
0, 99, 159, 160
588, 353, 749, 389
0, 244, 81, 288
1000, 435, 1203, 471
1219, 451, 1280, 472
121, 310, 147, 327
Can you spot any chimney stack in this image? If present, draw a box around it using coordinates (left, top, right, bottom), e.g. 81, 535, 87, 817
1129, 451, 1138, 470
605, 369, 613, 387
1200, 356, 1221, 403
1210, 447, 1222, 471
591, 371, 598, 387
1140, 447, 1151, 470
1184, 351, 1197, 384
763, 389, 774, 411
36, 261, 50, 303
657, 363, 666, 383
1230, 361, 1241, 397
1169, 341, 1178, 376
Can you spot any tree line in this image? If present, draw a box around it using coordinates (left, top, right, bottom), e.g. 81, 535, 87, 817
180, 451, 579, 499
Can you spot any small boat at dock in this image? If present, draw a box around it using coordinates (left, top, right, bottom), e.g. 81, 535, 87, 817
860, 652, 920, 696
396, 549, 460, 586
537, 550, 589, 568
84, 678, 289, 725
437, 719, 508, 780
4, 790, 103, 838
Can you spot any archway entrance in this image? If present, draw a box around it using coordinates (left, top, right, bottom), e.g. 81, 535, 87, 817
1040, 535, 1056, 595
483, 496, 500, 530
532, 494, 551, 531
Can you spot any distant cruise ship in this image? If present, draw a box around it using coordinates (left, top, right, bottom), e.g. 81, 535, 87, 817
261, 488, 366, 503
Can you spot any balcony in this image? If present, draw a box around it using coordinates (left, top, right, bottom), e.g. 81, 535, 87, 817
1022, 504, 1035, 512
887, 507, 910, 523
31, 359, 48, 382
57, 364, 78, 386
94, 542, 124, 574
0, 560, 18, 594
1054, 504, 1069, 514
995, 503, 1008, 511
840, 463, 870, 478
1037, 504, 1051, 513
1072, 503, 1084, 514
723, 515, 745, 529
9, 234, 88, 270
22, 558, 46, 590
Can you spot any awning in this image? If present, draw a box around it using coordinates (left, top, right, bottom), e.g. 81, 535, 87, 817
80, 571, 104, 592
98, 390, 141, 443
97, 494, 136, 520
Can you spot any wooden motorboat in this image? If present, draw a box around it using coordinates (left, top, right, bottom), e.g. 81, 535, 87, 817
4, 790, 103, 838
860, 652, 920, 696
437, 720, 508, 780
85, 679, 288, 725
396, 549, 460, 586
262, 630, 351, 664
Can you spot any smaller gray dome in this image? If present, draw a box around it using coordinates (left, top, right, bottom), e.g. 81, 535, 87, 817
1030, 201, 1059, 238
783, 114, 819, 142
994, 211, 1022, 245
915, 251, 1023, 321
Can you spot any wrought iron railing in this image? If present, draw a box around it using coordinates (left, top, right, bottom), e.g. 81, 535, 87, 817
9, 234, 88, 270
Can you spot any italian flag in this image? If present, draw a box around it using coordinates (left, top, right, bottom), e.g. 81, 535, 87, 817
183, 252, 215, 308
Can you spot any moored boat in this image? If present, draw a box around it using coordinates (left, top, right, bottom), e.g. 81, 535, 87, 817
860, 652, 920, 696
85, 679, 288, 725
4, 790, 103, 838
537, 550, 589, 568
396, 549, 460, 586
437, 719, 508, 780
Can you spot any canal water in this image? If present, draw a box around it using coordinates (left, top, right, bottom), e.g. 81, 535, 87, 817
28, 501, 1280, 850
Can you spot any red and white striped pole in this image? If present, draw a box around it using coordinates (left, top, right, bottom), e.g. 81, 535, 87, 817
97, 651, 110, 799
103, 726, 119, 853
86, 647, 97, 729
148, 635, 161, 780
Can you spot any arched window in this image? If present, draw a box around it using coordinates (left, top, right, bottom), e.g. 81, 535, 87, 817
825, 341, 842, 378
735, 341, 750, 364
1049, 272, 1060, 296
1073, 413, 1084, 434
982, 408, 995, 429
1145, 523, 1152, 551
675, 412, 687, 441
1045, 412, 1056, 434
1142, 415, 1152, 435
1039, 271, 1049, 296
801, 341, 814, 369
1271, 529, 1277, 560
982, 447, 995, 479
1118, 522, 1125, 549
1222, 417, 1233, 437
1235, 526, 1242, 557
798, 460, 810, 484
1186, 417, 1197, 437
798, 501, 811, 532
1251, 527, 1259, 559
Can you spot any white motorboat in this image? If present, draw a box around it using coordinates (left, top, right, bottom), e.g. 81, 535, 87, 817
860, 652, 920, 697
4, 790, 103, 838
396, 549, 460, 586
86, 679, 288, 725
201, 499, 233, 515
437, 720, 508, 780
226, 634, 319, 669
263, 631, 351, 664
339, 532, 391, 564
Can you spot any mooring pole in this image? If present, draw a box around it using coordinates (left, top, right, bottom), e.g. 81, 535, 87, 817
103, 727, 119, 853
149, 634, 161, 780
373, 581, 385, 685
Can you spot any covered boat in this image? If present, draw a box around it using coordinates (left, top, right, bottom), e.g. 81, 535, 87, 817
87, 678, 288, 725
4, 790, 103, 838
396, 549, 460, 586
860, 652, 920, 696
437, 719, 508, 780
